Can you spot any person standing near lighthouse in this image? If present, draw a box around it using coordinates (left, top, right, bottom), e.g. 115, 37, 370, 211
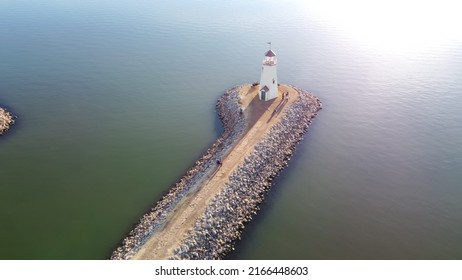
259, 42, 278, 101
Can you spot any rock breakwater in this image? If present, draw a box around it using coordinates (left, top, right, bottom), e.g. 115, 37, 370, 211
110, 84, 321, 260
171, 86, 321, 259
0, 107, 15, 136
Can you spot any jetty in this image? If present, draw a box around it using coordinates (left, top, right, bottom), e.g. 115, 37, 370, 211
111, 83, 321, 260
0, 107, 14, 136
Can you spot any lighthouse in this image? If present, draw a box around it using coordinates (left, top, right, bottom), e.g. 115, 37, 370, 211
259, 44, 278, 101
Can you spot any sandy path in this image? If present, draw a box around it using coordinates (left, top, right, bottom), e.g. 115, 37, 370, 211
132, 84, 298, 259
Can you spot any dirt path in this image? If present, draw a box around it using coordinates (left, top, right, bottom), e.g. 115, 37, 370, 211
132, 84, 299, 259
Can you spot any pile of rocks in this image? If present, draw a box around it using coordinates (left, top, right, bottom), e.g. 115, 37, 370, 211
171, 86, 321, 259
0, 107, 14, 136
110, 86, 247, 260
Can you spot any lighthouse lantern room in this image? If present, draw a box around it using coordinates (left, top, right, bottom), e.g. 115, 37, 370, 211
259, 44, 278, 101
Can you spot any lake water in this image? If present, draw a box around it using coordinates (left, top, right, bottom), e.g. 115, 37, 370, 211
1, 0, 461, 259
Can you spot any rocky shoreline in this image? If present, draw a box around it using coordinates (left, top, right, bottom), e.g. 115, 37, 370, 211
110, 84, 321, 260
0, 107, 15, 136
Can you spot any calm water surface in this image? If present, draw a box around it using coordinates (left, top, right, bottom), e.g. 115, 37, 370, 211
1, 0, 461, 259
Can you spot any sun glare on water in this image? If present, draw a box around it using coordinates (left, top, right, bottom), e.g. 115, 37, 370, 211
302, 0, 462, 53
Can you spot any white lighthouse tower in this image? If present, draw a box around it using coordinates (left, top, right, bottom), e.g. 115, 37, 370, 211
259, 43, 278, 101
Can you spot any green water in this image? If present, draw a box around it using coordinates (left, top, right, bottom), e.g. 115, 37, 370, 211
1, 0, 462, 259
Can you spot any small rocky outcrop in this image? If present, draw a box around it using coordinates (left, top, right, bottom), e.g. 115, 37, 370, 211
0, 107, 15, 136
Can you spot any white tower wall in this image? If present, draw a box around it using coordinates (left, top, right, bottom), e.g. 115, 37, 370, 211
259, 49, 278, 101
259, 65, 278, 100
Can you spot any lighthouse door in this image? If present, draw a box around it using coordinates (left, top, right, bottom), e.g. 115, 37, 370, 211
261, 90, 266, 100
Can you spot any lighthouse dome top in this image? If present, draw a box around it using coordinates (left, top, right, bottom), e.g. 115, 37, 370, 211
265, 49, 276, 57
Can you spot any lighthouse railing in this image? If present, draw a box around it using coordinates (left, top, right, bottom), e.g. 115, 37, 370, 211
263, 58, 277, 66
